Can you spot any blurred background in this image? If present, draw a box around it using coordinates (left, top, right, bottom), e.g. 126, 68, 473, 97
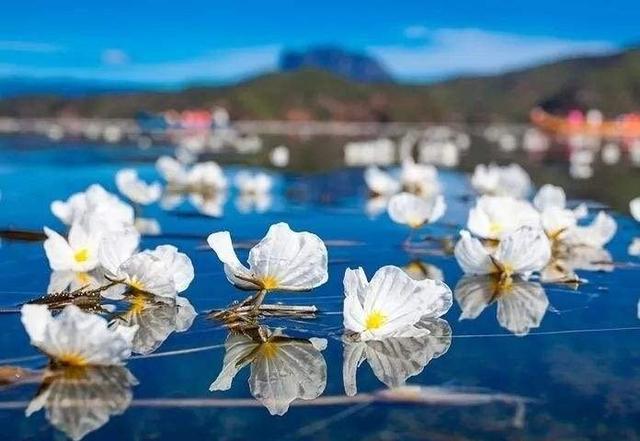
1, 0, 639, 208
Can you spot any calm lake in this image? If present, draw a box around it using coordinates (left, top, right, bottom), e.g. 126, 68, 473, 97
0, 133, 639, 440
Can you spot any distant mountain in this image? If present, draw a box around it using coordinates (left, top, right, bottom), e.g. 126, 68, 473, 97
1, 47, 639, 122
279, 46, 393, 83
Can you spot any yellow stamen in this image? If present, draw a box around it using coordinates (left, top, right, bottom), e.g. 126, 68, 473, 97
128, 277, 145, 292
129, 294, 148, 314
259, 342, 279, 359
57, 353, 88, 367
260, 275, 279, 290
75, 272, 91, 285
488, 222, 503, 237
407, 218, 424, 229
365, 310, 387, 330
73, 248, 89, 263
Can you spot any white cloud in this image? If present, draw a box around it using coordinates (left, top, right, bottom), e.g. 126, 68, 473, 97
102, 49, 130, 66
0, 45, 281, 84
373, 28, 616, 81
0, 40, 64, 53
404, 25, 429, 40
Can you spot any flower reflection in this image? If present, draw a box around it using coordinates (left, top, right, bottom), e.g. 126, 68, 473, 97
26, 365, 137, 441
210, 327, 327, 415
111, 293, 197, 355
343, 318, 451, 395
402, 260, 444, 281
455, 275, 548, 336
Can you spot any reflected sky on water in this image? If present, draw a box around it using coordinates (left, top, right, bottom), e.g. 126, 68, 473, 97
0, 134, 639, 440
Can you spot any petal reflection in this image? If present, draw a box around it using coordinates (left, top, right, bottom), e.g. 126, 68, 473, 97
343, 318, 451, 395
26, 365, 137, 441
210, 327, 327, 415
455, 275, 548, 336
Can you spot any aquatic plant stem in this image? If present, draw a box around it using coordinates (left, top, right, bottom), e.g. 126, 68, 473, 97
251, 289, 267, 313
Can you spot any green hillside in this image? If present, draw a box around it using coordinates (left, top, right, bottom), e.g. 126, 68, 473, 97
1, 47, 639, 122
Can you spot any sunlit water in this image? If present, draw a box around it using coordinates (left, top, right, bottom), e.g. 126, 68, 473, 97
0, 136, 639, 440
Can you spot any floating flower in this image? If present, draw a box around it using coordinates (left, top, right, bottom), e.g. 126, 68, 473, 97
533, 184, 587, 218
26, 365, 136, 441
455, 275, 548, 336
51, 184, 134, 231
99, 235, 193, 299
47, 268, 104, 294
43, 222, 106, 272
467, 195, 540, 240
343, 318, 451, 395
187, 161, 228, 191
387, 192, 446, 229
115, 168, 162, 205
630, 238, 640, 257
188, 191, 228, 217
20, 304, 137, 366
454, 226, 551, 280
156, 155, 189, 187
364, 166, 401, 196
343, 266, 452, 341
630, 197, 640, 222
400, 158, 441, 197
470, 163, 531, 198
207, 222, 328, 293
564, 212, 617, 248
234, 170, 273, 195
403, 260, 444, 281
210, 328, 327, 416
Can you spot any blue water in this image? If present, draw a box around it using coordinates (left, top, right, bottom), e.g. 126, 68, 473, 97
0, 137, 639, 440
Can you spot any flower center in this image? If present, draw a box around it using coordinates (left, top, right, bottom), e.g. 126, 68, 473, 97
57, 352, 88, 367
129, 294, 148, 314
260, 342, 279, 359
365, 310, 387, 330
406, 215, 425, 228
128, 276, 145, 292
260, 275, 279, 290
73, 248, 90, 263
488, 222, 503, 236
75, 272, 91, 284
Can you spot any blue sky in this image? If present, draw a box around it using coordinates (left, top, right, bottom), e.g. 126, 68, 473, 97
0, 0, 638, 84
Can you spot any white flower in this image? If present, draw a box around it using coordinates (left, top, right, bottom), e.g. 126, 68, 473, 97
43, 222, 106, 272
210, 328, 327, 416
115, 168, 162, 205
343, 266, 452, 341
630, 238, 640, 256
156, 156, 228, 191
234, 171, 272, 195
156, 155, 189, 186
26, 365, 136, 441
189, 191, 227, 217
235, 193, 272, 214
400, 158, 441, 197
539, 206, 578, 240
48, 269, 104, 294
467, 195, 540, 240
470, 163, 531, 198
455, 275, 548, 336
134, 217, 162, 235
454, 226, 551, 278
187, 161, 228, 191
99, 240, 194, 299
20, 304, 137, 366
533, 184, 587, 219
630, 197, 640, 222
51, 184, 135, 231
207, 222, 328, 292
403, 260, 444, 281
388, 192, 446, 228
564, 212, 617, 248
364, 166, 401, 196
343, 318, 451, 395
270, 145, 290, 167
